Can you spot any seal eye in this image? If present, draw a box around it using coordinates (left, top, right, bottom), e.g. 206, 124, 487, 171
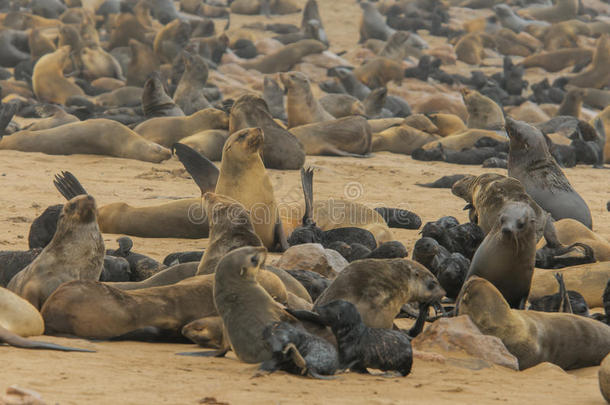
517, 221, 524, 229
251, 255, 259, 266
427, 281, 436, 291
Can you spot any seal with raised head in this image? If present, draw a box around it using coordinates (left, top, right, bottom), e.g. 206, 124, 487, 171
141, 71, 184, 118
457, 276, 610, 370
465, 202, 537, 308
8, 195, 104, 309
173, 51, 211, 115
214, 246, 299, 363
280, 71, 334, 128
506, 117, 592, 229
314, 258, 445, 329
568, 34, 610, 90
32, 45, 85, 104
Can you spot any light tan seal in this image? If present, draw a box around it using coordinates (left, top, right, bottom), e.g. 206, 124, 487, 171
519, 0, 578, 23
314, 258, 445, 329
372, 124, 440, 155
178, 130, 227, 161
461, 88, 505, 132
0, 119, 171, 163
134, 108, 229, 148
214, 246, 299, 363
241, 39, 326, 74
290, 116, 372, 157
8, 195, 104, 310
521, 48, 593, 73
280, 71, 334, 128
457, 276, 610, 370
32, 45, 85, 104
353, 57, 404, 89
568, 34, 610, 90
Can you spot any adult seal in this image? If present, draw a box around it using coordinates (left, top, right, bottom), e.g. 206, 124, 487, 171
214, 246, 299, 363
32, 45, 85, 104
457, 277, 610, 370
506, 117, 592, 229
8, 195, 104, 309
465, 202, 537, 308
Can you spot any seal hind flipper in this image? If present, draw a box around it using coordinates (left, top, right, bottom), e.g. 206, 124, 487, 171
172, 143, 220, 194
0, 102, 18, 136
554, 273, 573, 314
301, 167, 315, 226
0, 326, 94, 352
53, 171, 88, 200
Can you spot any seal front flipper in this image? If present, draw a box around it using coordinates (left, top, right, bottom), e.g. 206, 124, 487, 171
273, 220, 289, 252
285, 309, 324, 325
53, 171, 88, 200
176, 347, 229, 357
407, 302, 431, 339
555, 273, 573, 314
0, 326, 95, 352
172, 143, 219, 194
0, 101, 18, 136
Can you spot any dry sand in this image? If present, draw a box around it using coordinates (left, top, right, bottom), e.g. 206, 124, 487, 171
1, 0, 610, 403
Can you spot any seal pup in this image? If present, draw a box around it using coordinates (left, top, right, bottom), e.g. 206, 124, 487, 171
32, 45, 85, 104
529, 273, 589, 316
260, 321, 338, 379
506, 117, 592, 229
465, 202, 537, 308
142, 71, 184, 118
8, 195, 104, 309
314, 258, 445, 329
310, 300, 412, 376
176, 129, 289, 252
457, 277, 610, 370
229, 93, 305, 170
280, 71, 334, 128
214, 246, 299, 363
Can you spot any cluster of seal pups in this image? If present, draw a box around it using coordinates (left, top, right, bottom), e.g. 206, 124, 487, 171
0, 0, 609, 396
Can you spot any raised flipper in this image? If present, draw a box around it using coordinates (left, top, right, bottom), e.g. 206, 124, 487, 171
53, 171, 88, 200
172, 143, 220, 194
554, 273, 573, 314
301, 167, 315, 227
0, 326, 95, 352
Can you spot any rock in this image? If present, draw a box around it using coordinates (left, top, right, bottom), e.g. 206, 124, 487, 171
412, 315, 519, 370
0, 386, 46, 405
275, 243, 348, 278
600, 353, 610, 403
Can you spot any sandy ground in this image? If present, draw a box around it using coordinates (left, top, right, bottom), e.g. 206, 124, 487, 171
1, 0, 610, 403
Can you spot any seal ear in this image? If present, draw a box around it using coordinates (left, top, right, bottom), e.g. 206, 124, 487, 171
172, 143, 220, 195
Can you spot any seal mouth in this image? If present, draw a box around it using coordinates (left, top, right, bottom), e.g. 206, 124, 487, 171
504, 117, 521, 140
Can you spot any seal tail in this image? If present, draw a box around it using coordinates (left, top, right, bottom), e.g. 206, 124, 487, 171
172, 143, 220, 195
53, 171, 88, 200
300, 167, 315, 226
0, 326, 95, 352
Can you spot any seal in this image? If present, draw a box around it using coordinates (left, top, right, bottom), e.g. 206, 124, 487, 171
214, 246, 299, 363
263, 76, 287, 120
0, 119, 172, 163
280, 71, 334, 128
461, 88, 505, 132
178, 129, 227, 161
568, 34, 610, 90
8, 195, 104, 309
142, 71, 184, 118
465, 202, 537, 308
32, 45, 85, 104
372, 124, 439, 155
21, 105, 79, 131
181, 316, 224, 348
229, 93, 305, 170
134, 108, 229, 148
318, 94, 365, 119
309, 299, 413, 376
241, 39, 326, 74
358, 1, 394, 43
506, 117, 592, 228
557, 88, 585, 118
353, 57, 404, 89
176, 129, 288, 251
519, 0, 578, 23
454, 32, 494, 66
529, 273, 589, 316
521, 48, 593, 73
260, 321, 339, 379
425, 113, 467, 137
314, 258, 445, 329
126, 39, 160, 87
107, 237, 165, 281
457, 276, 610, 370
547, 218, 610, 262
290, 116, 372, 157
173, 51, 211, 115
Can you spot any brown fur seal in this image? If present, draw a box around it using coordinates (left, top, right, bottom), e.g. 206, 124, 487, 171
280, 71, 334, 128
372, 124, 440, 155
426, 113, 467, 137
318, 94, 365, 119
28, 27, 56, 61
314, 258, 444, 329
506, 117, 592, 229
181, 316, 224, 348
568, 35, 610, 90
539, 219, 610, 262
134, 108, 229, 147
94, 86, 143, 108
79, 44, 124, 81
173, 51, 211, 115
241, 39, 326, 74
21, 105, 79, 131
519, 0, 578, 23
557, 88, 585, 118
457, 276, 610, 370
214, 246, 298, 363
353, 57, 404, 89
421, 129, 506, 151
601, 354, 610, 403
454, 32, 495, 65
521, 48, 593, 73
142, 71, 184, 117
289, 116, 372, 157
466, 202, 537, 308
229, 93, 305, 170
126, 39, 160, 87
32, 45, 84, 104
461, 88, 505, 132
153, 18, 190, 64
595, 106, 610, 163
358, 1, 394, 43
0, 119, 171, 163
530, 262, 610, 308
8, 195, 104, 309
178, 130, 227, 161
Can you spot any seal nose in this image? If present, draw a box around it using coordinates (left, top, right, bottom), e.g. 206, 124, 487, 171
501, 226, 513, 236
